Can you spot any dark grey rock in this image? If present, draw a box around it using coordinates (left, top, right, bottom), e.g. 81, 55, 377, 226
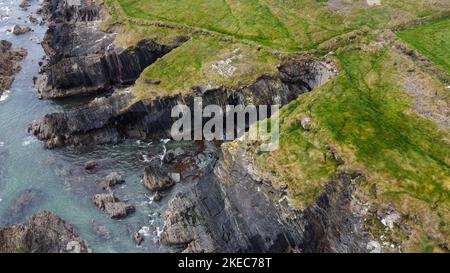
12, 25, 32, 35
92, 192, 134, 219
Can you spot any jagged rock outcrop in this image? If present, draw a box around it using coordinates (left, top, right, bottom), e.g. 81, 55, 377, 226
30, 56, 338, 148
0, 211, 89, 253
19, 0, 31, 10
12, 25, 32, 35
160, 144, 369, 253
38, 0, 181, 99
0, 40, 27, 95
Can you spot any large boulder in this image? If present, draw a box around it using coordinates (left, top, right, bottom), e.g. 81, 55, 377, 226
0, 211, 89, 253
12, 25, 32, 35
143, 163, 175, 191
0, 40, 27, 95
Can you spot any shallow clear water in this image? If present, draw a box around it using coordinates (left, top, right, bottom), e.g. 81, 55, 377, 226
0, 0, 175, 252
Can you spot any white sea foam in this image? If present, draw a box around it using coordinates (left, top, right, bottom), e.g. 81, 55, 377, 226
0, 141, 4, 147
0, 90, 10, 102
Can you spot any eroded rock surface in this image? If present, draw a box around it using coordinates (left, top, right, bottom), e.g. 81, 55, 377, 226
92, 192, 135, 219
0, 211, 89, 253
160, 144, 368, 253
38, 0, 181, 99
31, 55, 338, 148
0, 40, 27, 95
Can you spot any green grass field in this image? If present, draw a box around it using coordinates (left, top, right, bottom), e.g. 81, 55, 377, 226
397, 17, 450, 75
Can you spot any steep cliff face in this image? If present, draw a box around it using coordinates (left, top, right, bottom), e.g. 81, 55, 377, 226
38, 0, 180, 99
160, 144, 369, 253
0, 211, 89, 253
30, 56, 337, 148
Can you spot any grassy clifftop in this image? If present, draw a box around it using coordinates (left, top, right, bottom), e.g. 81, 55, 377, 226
108, 0, 450, 100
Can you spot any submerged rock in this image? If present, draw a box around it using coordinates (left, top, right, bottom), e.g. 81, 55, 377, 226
19, 0, 31, 9
0, 211, 89, 253
143, 163, 175, 191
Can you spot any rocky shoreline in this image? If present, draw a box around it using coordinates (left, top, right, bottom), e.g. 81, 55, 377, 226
4, 0, 372, 253
0, 40, 27, 96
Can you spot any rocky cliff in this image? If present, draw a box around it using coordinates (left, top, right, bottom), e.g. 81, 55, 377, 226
38, 0, 180, 99
0, 40, 27, 96
160, 144, 369, 253
0, 210, 89, 253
